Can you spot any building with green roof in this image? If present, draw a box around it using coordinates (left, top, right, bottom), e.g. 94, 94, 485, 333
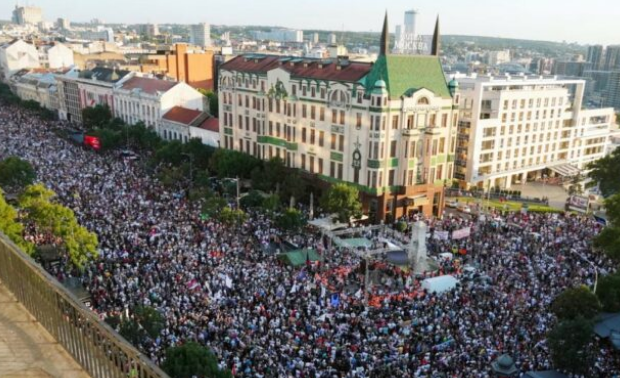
218, 13, 459, 222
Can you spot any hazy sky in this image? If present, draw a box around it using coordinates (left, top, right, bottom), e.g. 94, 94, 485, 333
3, 0, 620, 45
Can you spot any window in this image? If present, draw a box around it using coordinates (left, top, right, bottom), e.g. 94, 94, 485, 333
392, 115, 399, 129
309, 156, 314, 173
441, 114, 448, 127
388, 169, 395, 186
310, 129, 316, 145
331, 134, 337, 149
318, 158, 323, 174
338, 135, 344, 152
311, 106, 316, 120
407, 115, 414, 129
276, 122, 281, 138
356, 113, 362, 128
337, 163, 343, 180
320, 107, 325, 121
339, 111, 345, 125
302, 128, 307, 143
301, 154, 306, 170
390, 140, 397, 157
432, 140, 438, 155
319, 131, 324, 147
332, 109, 337, 124
330, 161, 335, 177
439, 137, 445, 153
311, 87, 316, 97
436, 164, 443, 180
292, 85, 296, 96
302, 105, 307, 118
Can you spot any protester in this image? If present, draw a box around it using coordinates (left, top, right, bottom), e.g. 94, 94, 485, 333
1, 103, 618, 378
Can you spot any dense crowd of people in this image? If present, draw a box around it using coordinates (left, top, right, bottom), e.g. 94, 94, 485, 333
1, 103, 619, 378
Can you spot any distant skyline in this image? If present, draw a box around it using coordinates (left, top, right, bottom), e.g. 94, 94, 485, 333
2, 0, 620, 46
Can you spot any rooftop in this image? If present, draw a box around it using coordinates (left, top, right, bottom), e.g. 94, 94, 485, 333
78, 67, 130, 83
364, 55, 452, 99
120, 76, 177, 94
162, 106, 202, 125
221, 55, 372, 83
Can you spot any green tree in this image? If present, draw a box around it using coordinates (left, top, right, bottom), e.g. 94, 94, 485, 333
277, 208, 305, 233
547, 317, 594, 374
587, 149, 620, 197
82, 104, 112, 130
321, 183, 363, 223
134, 305, 164, 339
551, 286, 601, 321
568, 173, 584, 196
239, 190, 265, 209
202, 195, 227, 218
0, 189, 34, 253
251, 157, 286, 193
127, 121, 163, 151
602, 193, 620, 226
209, 149, 259, 179
596, 272, 620, 312
197, 89, 219, 118
155, 141, 185, 166
219, 207, 247, 227
281, 171, 307, 207
89, 128, 124, 151
0, 157, 36, 192
18, 184, 98, 268
162, 342, 232, 378
261, 193, 280, 213
593, 226, 620, 260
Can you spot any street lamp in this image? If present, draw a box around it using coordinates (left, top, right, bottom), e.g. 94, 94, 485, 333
571, 249, 599, 294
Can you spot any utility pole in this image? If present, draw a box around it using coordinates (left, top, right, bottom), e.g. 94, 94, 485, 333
236, 176, 240, 209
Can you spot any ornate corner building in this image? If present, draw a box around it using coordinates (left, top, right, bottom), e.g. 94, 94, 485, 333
218, 14, 459, 222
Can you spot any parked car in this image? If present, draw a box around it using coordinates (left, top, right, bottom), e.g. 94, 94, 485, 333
446, 200, 458, 208
457, 204, 472, 213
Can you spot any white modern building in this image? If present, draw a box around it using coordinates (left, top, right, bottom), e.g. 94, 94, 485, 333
0, 39, 40, 79
394, 9, 427, 55
487, 50, 511, 66
160, 106, 220, 147
251, 29, 303, 43
189, 23, 211, 48
12, 5, 43, 26
113, 75, 204, 130
455, 74, 618, 189
56, 18, 70, 30
38, 43, 74, 69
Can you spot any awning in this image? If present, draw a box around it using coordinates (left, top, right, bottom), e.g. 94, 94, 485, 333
548, 163, 580, 177
406, 194, 429, 207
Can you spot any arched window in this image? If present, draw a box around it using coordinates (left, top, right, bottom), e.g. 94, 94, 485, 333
417, 97, 429, 105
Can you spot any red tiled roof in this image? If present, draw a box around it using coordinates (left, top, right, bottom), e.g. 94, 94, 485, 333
162, 106, 202, 125
189, 79, 214, 91
199, 117, 219, 133
220, 55, 372, 83
121, 76, 177, 94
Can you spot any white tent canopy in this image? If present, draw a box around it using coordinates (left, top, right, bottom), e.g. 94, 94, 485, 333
421, 275, 459, 294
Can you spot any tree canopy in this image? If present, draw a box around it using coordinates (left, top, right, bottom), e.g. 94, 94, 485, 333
0, 156, 36, 192
587, 149, 620, 198
82, 104, 113, 130
162, 342, 232, 378
0, 189, 34, 253
547, 317, 594, 374
18, 184, 98, 268
551, 286, 601, 321
596, 272, 620, 312
321, 183, 362, 224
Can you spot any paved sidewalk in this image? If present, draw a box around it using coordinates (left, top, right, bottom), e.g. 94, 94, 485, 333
0, 282, 89, 378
